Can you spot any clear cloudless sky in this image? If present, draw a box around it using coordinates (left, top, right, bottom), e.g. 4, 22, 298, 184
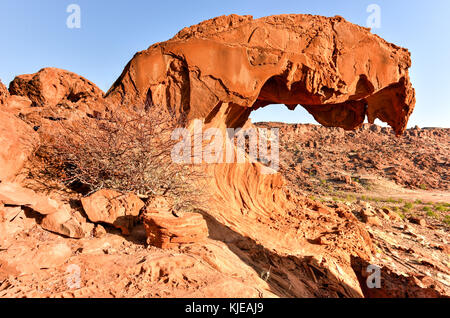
0, 0, 449, 127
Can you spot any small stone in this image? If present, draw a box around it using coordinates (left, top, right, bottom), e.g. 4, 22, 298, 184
365, 215, 382, 227
94, 224, 107, 238
409, 217, 427, 227
40, 206, 86, 239
382, 208, 403, 222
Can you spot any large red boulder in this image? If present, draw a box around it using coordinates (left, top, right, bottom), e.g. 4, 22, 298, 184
9, 67, 106, 115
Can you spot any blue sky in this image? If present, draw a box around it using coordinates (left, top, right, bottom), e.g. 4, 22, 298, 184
0, 0, 449, 127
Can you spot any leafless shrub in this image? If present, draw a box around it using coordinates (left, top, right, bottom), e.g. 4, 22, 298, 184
35, 104, 206, 211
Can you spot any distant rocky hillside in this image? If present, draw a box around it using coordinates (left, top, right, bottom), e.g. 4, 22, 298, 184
256, 122, 449, 193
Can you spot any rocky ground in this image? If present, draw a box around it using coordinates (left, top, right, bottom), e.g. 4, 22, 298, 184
0, 13, 448, 298
257, 122, 450, 228
1, 118, 448, 298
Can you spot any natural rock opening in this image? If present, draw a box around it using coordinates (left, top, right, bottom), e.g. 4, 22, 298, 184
106, 14, 415, 135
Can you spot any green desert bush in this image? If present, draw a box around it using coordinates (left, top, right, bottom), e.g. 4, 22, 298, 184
423, 206, 432, 213
404, 202, 414, 210
444, 215, 450, 225
397, 212, 406, 220
434, 204, 448, 212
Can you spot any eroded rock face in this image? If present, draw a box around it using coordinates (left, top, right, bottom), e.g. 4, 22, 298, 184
0, 111, 39, 182
106, 14, 415, 135
9, 68, 105, 114
1, 95, 33, 116
0, 80, 8, 105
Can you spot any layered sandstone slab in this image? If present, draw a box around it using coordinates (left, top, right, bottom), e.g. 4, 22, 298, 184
106, 14, 415, 135
143, 211, 209, 249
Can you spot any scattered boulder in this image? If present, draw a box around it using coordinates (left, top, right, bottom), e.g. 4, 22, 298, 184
143, 211, 209, 249
361, 208, 382, 227
40, 206, 86, 239
0, 182, 90, 238
106, 14, 415, 135
382, 207, 403, 222
81, 189, 144, 235
0, 111, 39, 182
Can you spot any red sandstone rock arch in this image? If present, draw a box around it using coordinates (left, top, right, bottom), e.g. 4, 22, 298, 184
105, 14, 415, 135
102, 14, 417, 257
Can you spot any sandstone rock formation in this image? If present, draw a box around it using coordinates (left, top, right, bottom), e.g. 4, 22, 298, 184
0, 182, 63, 215
0, 182, 87, 238
9, 68, 106, 118
81, 189, 145, 234
106, 14, 415, 135
0, 80, 8, 105
1, 95, 33, 116
0, 111, 39, 182
39, 207, 87, 239
143, 211, 209, 249
2, 14, 440, 299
